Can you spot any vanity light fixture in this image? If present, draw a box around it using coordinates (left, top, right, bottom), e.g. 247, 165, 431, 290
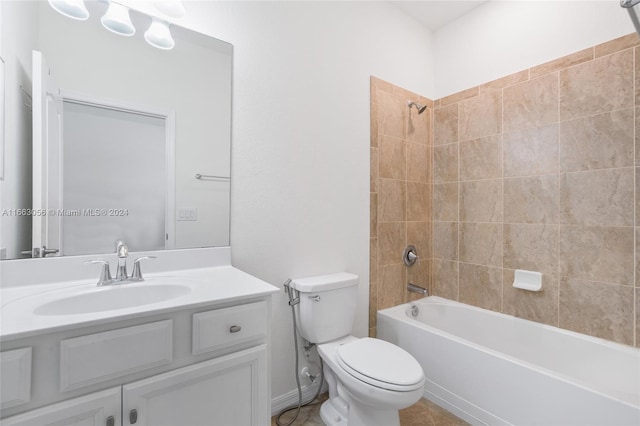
144, 19, 175, 50
100, 2, 135, 36
48, 0, 180, 50
153, 0, 186, 19
47, 0, 89, 20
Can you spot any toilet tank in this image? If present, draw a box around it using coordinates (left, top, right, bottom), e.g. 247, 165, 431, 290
290, 272, 358, 344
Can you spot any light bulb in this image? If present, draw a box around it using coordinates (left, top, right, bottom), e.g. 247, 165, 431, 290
144, 19, 175, 50
48, 0, 89, 20
101, 3, 135, 36
153, 0, 186, 19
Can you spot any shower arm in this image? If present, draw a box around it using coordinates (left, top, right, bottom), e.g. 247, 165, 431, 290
621, 0, 640, 8
621, 0, 640, 38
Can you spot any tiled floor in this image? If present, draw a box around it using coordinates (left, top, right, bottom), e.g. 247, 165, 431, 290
271, 394, 469, 426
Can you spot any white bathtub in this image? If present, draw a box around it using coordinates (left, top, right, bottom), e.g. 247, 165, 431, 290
377, 296, 640, 426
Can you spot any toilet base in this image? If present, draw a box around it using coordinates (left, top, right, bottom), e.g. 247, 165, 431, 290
320, 400, 347, 426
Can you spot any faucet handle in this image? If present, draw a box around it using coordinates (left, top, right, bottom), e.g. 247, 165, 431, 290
85, 259, 113, 286
131, 256, 157, 281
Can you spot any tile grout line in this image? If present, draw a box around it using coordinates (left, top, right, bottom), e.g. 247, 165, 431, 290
557, 69, 561, 329
501, 86, 505, 314
456, 102, 461, 302
634, 45, 637, 348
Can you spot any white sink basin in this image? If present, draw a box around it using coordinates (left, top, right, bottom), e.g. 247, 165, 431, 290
34, 283, 191, 315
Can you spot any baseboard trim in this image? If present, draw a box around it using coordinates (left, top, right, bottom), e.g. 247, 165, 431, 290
271, 382, 326, 416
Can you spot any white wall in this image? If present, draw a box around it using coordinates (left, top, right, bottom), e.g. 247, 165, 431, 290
155, 0, 435, 400
434, 0, 635, 98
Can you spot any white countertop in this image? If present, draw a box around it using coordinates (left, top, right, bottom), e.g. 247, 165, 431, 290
1, 266, 279, 341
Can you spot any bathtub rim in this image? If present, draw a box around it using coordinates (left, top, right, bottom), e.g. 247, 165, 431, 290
377, 296, 640, 410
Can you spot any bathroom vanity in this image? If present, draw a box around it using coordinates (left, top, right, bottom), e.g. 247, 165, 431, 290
0, 254, 279, 425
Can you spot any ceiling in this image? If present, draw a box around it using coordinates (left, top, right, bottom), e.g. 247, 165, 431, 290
391, 1, 490, 31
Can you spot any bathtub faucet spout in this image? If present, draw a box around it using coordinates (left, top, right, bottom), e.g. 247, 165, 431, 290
407, 283, 428, 296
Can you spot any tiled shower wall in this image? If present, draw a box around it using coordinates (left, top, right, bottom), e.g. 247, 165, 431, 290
369, 77, 433, 337
431, 33, 640, 347
370, 33, 640, 347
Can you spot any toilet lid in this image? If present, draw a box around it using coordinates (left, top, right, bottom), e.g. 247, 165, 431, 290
336, 338, 424, 391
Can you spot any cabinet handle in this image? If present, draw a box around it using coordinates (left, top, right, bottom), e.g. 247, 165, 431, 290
106, 416, 115, 426
129, 409, 138, 424
229, 325, 242, 333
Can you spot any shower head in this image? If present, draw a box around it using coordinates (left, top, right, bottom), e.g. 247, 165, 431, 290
407, 100, 427, 115
621, 0, 640, 37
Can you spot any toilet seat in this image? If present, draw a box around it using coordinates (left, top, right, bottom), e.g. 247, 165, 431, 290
336, 338, 424, 392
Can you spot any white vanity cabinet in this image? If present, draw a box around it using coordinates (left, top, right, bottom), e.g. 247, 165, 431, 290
1, 297, 273, 426
122, 345, 267, 426
1, 388, 121, 426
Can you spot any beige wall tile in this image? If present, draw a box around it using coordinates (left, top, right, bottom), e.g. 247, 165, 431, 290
637, 168, 640, 227
559, 108, 634, 172
459, 91, 502, 141
378, 264, 406, 310
433, 143, 459, 183
370, 238, 378, 283
369, 278, 378, 329
440, 86, 479, 107
636, 289, 640, 347
370, 193, 378, 238
636, 47, 640, 105
370, 147, 378, 193
434, 104, 458, 145
559, 278, 634, 345
433, 183, 458, 222
370, 101, 378, 147
460, 179, 503, 223
560, 49, 634, 121
407, 221, 431, 260
433, 222, 458, 261
459, 223, 503, 267
503, 269, 559, 326
594, 33, 639, 58
377, 90, 406, 139
432, 260, 458, 300
636, 228, 640, 287
636, 107, 640, 166
503, 73, 559, 133
407, 259, 430, 301
559, 168, 634, 227
407, 142, 429, 183
459, 263, 502, 311
503, 124, 559, 177
459, 135, 502, 181
407, 182, 431, 222
378, 222, 406, 266
479, 70, 529, 93
559, 226, 634, 285
378, 135, 406, 180
503, 175, 559, 224
503, 224, 558, 276
530, 47, 593, 79
378, 178, 406, 222
407, 106, 430, 144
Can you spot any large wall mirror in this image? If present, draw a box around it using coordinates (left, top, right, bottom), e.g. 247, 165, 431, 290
0, 1, 232, 260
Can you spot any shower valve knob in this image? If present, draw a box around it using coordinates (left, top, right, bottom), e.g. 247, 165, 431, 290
403, 245, 418, 266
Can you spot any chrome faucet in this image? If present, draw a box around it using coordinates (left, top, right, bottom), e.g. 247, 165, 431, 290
115, 240, 129, 282
407, 283, 428, 296
85, 240, 156, 286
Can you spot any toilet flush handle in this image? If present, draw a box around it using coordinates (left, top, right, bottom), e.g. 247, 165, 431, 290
308, 295, 321, 302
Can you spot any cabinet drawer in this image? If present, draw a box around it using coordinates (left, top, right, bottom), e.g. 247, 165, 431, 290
60, 320, 173, 392
0, 348, 32, 410
193, 301, 267, 355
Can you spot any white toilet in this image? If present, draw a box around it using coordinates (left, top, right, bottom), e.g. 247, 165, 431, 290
290, 272, 425, 426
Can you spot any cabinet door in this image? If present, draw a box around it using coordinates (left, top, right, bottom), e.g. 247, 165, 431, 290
1, 388, 120, 426
123, 345, 268, 426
